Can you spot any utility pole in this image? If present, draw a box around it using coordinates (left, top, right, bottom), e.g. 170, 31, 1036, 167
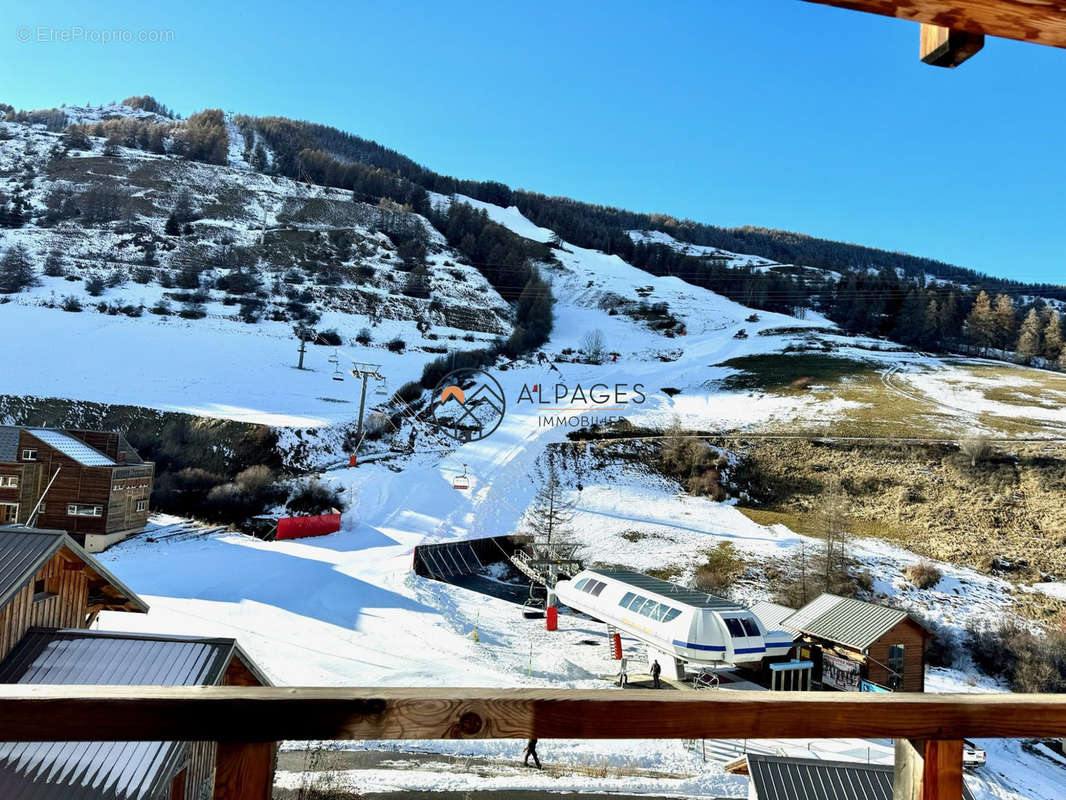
349, 361, 384, 441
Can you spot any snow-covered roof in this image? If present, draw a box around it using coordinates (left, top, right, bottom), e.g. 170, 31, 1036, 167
26, 429, 116, 466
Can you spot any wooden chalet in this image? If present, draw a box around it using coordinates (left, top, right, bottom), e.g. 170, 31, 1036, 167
0, 526, 270, 800
0, 524, 146, 661
781, 593, 929, 692
0, 426, 154, 552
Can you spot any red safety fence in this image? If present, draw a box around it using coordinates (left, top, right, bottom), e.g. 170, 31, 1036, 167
276, 513, 342, 540
546, 606, 558, 631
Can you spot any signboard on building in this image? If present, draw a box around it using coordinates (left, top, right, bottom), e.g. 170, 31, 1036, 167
822, 652, 862, 692
861, 679, 891, 693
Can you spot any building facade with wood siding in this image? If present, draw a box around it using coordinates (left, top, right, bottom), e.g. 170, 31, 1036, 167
0, 526, 271, 800
0, 525, 147, 662
0, 426, 154, 552
781, 593, 929, 692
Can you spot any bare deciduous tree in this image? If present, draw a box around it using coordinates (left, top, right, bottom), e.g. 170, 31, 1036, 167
580, 328, 607, 364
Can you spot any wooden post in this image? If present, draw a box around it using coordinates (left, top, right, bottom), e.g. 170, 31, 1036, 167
920, 24, 985, 67
893, 738, 963, 800
213, 741, 276, 800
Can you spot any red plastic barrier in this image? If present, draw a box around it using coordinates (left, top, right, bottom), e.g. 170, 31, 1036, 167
612, 632, 622, 660
349, 454, 358, 467
276, 513, 342, 540
545, 606, 558, 631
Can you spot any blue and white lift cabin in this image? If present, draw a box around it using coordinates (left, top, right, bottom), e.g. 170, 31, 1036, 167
554, 568, 794, 680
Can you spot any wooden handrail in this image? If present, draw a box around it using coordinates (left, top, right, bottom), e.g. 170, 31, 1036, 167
800, 0, 1066, 49
2, 686, 1066, 742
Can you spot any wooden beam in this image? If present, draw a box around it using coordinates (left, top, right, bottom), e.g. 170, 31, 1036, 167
893, 738, 964, 800
920, 24, 986, 66
213, 741, 275, 800
1, 687, 1066, 742
800, 1, 1066, 49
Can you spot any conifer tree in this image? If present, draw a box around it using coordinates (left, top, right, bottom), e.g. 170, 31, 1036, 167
992, 294, 1016, 353
1016, 308, 1043, 364
965, 291, 995, 354
1044, 310, 1064, 362
0, 244, 37, 293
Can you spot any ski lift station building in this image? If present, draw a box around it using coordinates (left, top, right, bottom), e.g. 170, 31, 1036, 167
555, 569, 794, 679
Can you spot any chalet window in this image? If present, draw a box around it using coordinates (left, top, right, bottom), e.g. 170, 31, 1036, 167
67, 504, 103, 517
21, 449, 37, 461
136, 500, 147, 512
888, 643, 905, 674
0, 476, 18, 488
32, 577, 57, 602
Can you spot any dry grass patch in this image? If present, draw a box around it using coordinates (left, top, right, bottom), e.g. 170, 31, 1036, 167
905, 561, 943, 589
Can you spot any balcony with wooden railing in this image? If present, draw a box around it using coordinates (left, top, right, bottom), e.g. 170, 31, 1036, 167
3, 686, 1066, 799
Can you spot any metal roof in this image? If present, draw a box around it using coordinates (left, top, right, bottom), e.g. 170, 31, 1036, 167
25, 430, 116, 467
746, 754, 975, 800
0, 530, 65, 610
0, 426, 19, 462
0, 526, 148, 614
751, 601, 800, 636
0, 629, 240, 800
591, 569, 744, 611
781, 594, 911, 651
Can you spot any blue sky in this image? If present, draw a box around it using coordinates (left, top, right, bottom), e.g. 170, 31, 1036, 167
2, 0, 1063, 284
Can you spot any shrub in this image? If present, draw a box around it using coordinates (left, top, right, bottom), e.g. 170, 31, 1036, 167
60, 295, 82, 312
693, 542, 743, 596
355, 327, 372, 345
904, 561, 942, 589
967, 618, 1066, 693
84, 275, 106, 296
960, 434, 993, 467
385, 337, 405, 353
286, 480, 346, 516
314, 329, 342, 346
394, 381, 423, 404
580, 329, 607, 364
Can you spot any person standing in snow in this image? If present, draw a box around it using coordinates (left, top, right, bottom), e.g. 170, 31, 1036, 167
524, 738, 541, 769
651, 659, 662, 689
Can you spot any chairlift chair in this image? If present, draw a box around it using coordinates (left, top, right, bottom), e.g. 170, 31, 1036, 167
452, 464, 470, 490
332, 363, 345, 382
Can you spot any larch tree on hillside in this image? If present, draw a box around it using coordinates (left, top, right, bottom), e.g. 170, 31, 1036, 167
992, 294, 1016, 353
1016, 308, 1043, 364
525, 456, 577, 547
1044, 310, 1064, 362
965, 290, 995, 354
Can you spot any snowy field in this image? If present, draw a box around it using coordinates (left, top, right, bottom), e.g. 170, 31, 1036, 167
24, 193, 1061, 799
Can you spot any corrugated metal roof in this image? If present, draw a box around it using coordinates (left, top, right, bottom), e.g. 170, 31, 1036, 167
592, 569, 744, 611
0, 526, 148, 615
780, 593, 841, 632
0, 629, 239, 800
751, 601, 800, 636
25, 430, 116, 467
0, 426, 19, 462
781, 594, 910, 651
0, 530, 65, 610
746, 754, 975, 800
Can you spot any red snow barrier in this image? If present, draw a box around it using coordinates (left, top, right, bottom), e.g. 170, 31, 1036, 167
612, 632, 622, 660
545, 606, 558, 631
276, 513, 342, 540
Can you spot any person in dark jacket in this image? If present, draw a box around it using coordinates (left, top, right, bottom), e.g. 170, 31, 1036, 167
651, 659, 662, 689
524, 738, 541, 768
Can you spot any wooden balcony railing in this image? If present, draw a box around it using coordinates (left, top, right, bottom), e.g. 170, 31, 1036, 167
2, 687, 1066, 800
